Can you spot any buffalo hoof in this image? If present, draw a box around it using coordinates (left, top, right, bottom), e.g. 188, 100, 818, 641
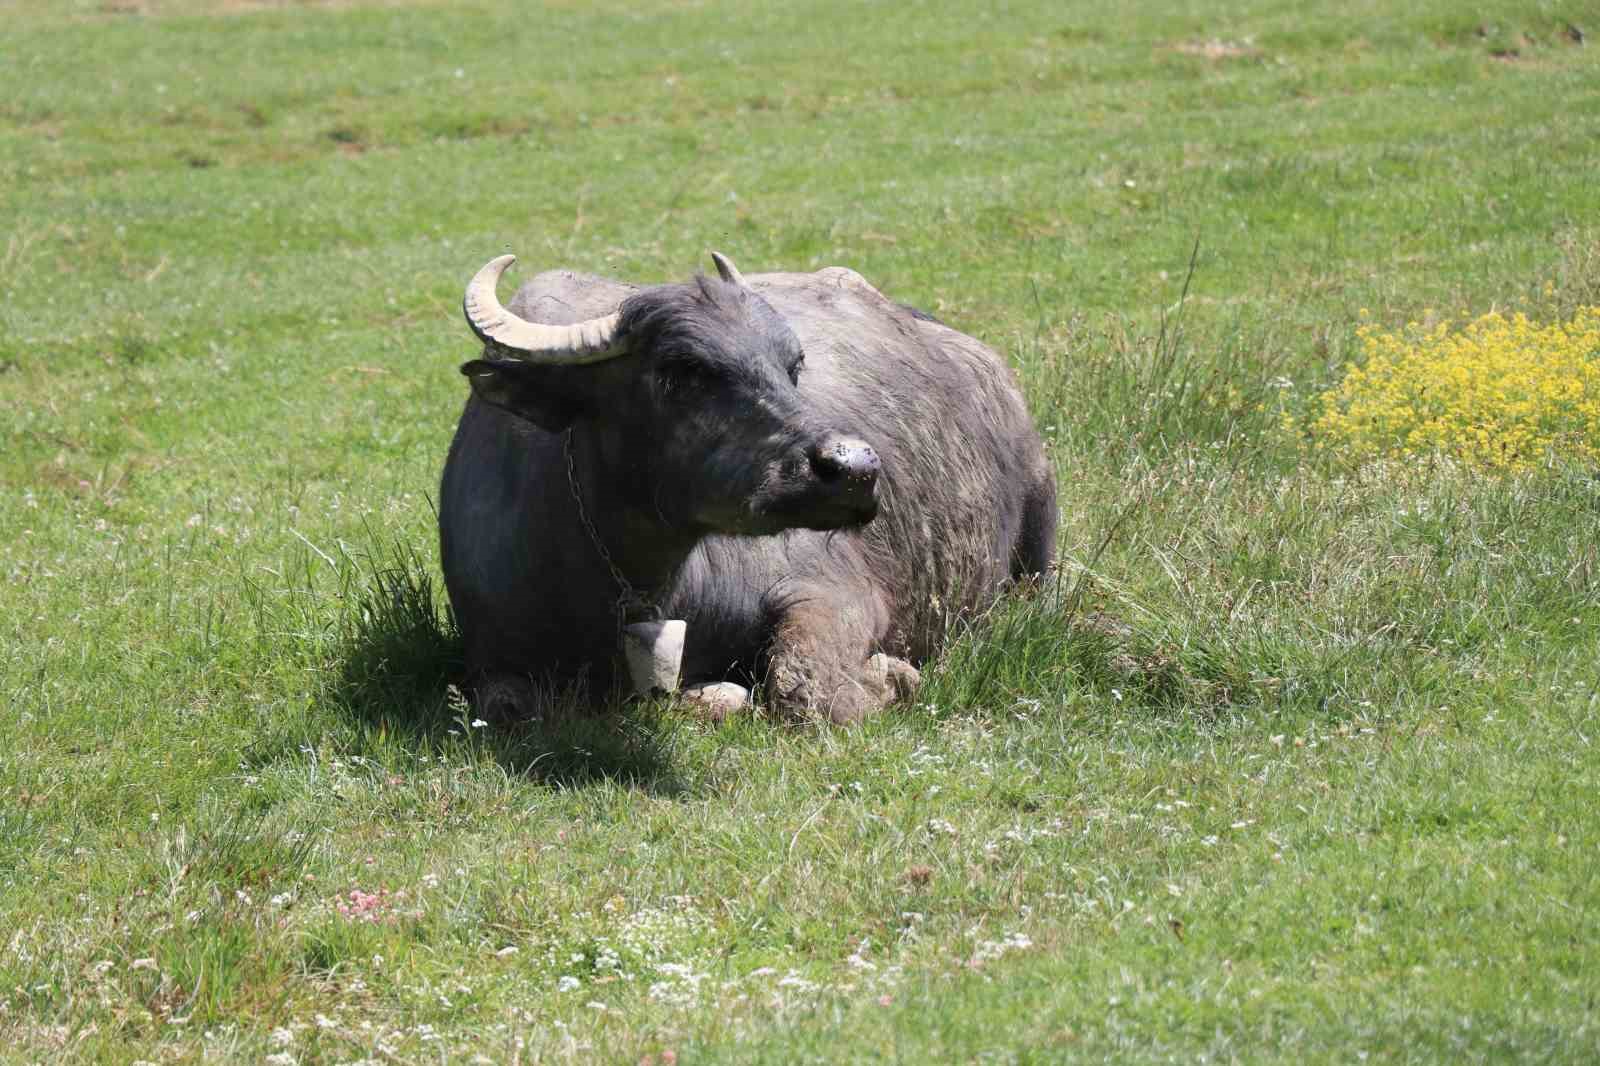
824, 653, 920, 723
869, 653, 922, 701
767, 652, 922, 725
680, 681, 751, 724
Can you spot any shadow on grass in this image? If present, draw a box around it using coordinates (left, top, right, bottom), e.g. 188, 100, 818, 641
328, 537, 684, 793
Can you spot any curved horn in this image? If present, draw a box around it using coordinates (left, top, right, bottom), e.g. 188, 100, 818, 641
462, 254, 626, 364
709, 251, 747, 288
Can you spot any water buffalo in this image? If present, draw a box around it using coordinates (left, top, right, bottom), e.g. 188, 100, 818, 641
439, 252, 1056, 722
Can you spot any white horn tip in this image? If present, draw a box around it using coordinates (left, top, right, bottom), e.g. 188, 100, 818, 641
466, 256, 519, 306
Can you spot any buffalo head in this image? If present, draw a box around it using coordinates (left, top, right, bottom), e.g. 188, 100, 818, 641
459, 253, 879, 535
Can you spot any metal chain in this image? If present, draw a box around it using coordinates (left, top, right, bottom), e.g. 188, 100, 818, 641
563, 429, 655, 632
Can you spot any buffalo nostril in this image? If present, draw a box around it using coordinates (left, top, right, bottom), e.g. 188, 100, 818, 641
809, 437, 880, 485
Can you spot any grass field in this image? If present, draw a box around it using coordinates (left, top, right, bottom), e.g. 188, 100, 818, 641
4, 0, 1600, 1061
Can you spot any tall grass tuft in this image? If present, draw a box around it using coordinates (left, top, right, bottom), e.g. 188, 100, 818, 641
920, 576, 1259, 724
332, 532, 463, 737
1015, 243, 1297, 473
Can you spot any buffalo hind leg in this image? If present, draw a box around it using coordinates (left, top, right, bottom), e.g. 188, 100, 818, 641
763, 590, 919, 724
1012, 475, 1058, 580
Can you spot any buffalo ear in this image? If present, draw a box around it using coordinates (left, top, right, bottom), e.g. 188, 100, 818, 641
461, 359, 588, 432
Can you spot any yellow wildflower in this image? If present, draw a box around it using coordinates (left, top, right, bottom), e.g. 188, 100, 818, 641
1309, 307, 1600, 471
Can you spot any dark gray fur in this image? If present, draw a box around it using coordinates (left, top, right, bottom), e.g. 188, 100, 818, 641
439, 263, 1056, 722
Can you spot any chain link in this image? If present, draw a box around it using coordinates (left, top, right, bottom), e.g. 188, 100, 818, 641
563, 429, 655, 634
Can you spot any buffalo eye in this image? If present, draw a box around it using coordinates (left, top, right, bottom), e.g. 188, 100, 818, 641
787, 354, 805, 385
656, 360, 723, 394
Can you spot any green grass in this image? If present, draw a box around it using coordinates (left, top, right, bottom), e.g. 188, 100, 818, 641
3, 0, 1599, 1061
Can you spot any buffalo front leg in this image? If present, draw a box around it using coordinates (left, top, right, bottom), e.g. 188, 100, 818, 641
762, 589, 919, 724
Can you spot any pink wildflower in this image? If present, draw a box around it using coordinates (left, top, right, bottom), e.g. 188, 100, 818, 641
336, 888, 394, 923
